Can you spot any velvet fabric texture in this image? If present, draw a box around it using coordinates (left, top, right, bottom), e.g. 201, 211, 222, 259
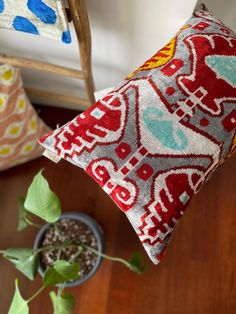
0, 0, 71, 43
0, 64, 50, 171
39, 5, 236, 264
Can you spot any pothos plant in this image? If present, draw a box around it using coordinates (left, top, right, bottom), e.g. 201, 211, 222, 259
0, 170, 145, 314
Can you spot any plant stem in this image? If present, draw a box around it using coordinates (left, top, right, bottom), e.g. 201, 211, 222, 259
27, 286, 45, 304
56, 249, 62, 261
57, 282, 66, 298
25, 216, 42, 229
69, 246, 83, 263
35, 241, 132, 270
35, 242, 77, 254
82, 244, 132, 269
53, 222, 60, 235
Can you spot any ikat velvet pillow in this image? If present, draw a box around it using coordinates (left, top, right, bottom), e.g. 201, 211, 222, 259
0, 0, 71, 43
39, 5, 236, 264
0, 64, 50, 171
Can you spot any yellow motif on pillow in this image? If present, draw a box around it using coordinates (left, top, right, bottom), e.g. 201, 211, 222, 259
28, 116, 38, 134
127, 24, 190, 79
0, 94, 8, 112
21, 141, 35, 155
127, 37, 177, 78
15, 96, 26, 114
0, 145, 14, 157
5, 121, 24, 138
0, 65, 17, 86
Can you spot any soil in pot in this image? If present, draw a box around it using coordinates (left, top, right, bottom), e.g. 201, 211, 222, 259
40, 218, 98, 279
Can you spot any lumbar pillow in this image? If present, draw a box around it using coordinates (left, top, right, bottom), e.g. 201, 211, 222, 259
39, 4, 236, 264
0, 64, 50, 171
0, 0, 71, 43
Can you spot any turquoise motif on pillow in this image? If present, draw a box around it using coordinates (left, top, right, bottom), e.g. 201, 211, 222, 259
39, 5, 236, 265
0, 0, 71, 43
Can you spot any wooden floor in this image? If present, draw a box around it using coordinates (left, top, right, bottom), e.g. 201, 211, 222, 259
0, 106, 235, 314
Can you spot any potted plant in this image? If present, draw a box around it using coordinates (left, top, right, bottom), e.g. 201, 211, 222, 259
0, 169, 145, 314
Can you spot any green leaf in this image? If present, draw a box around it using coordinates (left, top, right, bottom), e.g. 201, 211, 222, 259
129, 252, 146, 274
43, 267, 66, 288
3, 248, 39, 280
54, 260, 80, 280
24, 169, 61, 223
17, 197, 28, 232
43, 261, 80, 287
50, 291, 75, 314
8, 279, 29, 314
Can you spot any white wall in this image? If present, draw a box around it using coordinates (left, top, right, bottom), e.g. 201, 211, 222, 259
1, 0, 234, 108
88, 0, 197, 87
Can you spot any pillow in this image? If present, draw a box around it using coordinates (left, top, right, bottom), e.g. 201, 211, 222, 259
39, 4, 236, 264
0, 64, 50, 171
0, 0, 71, 43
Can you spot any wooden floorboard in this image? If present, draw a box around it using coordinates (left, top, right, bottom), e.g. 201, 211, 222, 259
0, 105, 235, 314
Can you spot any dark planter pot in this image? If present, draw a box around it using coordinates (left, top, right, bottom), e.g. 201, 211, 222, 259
34, 212, 104, 287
